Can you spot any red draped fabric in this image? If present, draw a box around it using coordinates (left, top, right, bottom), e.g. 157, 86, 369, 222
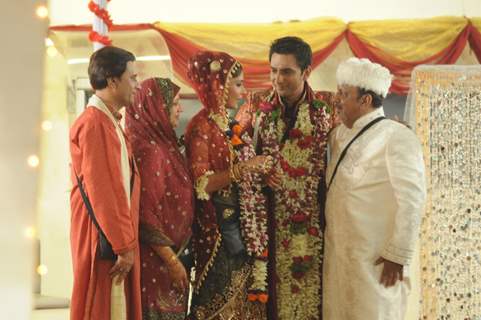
468, 22, 481, 63
156, 29, 344, 90
346, 25, 471, 94
48, 18, 481, 95
125, 78, 194, 317
49, 23, 154, 32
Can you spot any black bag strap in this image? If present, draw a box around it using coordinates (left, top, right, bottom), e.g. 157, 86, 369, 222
72, 157, 136, 232
130, 158, 135, 195
74, 160, 135, 235
74, 172, 106, 238
327, 116, 386, 191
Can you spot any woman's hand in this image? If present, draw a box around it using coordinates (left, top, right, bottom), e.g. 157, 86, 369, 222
152, 245, 189, 292
166, 258, 189, 292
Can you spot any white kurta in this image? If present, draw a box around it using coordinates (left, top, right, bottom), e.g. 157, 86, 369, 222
323, 107, 426, 320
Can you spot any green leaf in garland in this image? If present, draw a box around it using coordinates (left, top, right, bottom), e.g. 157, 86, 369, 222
325, 104, 332, 114
312, 99, 326, 110
312, 99, 332, 114
271, 108, 280, 122
290, 223, 307, 235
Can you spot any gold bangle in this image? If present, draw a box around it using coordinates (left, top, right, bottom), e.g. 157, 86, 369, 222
233, 164, 240, 180
232, 165, 239, 182
230, 163, 241, 182
229, 165, 236, 182
165, 254, 177, 266
236, 163, 244, 180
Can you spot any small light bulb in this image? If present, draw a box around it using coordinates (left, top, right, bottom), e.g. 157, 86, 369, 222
45, 38, 54, 47
27, 155, 40, 168
41, 120, 53, 131
24, 226, 37, 239
36, 6, 49, 19
47, 46, 58, 58
36, 265, 48, 276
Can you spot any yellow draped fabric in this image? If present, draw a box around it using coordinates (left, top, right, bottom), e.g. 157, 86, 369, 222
49, 16, 480, 93
153, 17, 475, 63
348, 17, 469, 62
154, 18, 346, 61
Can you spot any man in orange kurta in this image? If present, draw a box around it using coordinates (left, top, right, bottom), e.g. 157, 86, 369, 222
69, 46, 142, 320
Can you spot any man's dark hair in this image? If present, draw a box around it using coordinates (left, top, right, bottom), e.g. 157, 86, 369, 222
357, 88, 384, 108
88, 46, 135, 90
269, 36, 312, 71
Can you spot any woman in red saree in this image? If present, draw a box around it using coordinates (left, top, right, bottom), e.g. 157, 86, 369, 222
184, 51, 272, 319
125, 78, 194, 320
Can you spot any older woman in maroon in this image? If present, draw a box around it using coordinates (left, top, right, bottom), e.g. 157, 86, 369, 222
125, 77, 194, 320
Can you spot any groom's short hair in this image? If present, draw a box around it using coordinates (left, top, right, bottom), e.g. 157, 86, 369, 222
269, 36, 312, 71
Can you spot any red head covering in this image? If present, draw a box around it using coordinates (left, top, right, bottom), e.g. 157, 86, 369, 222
125, 78, 194, 248
187, 50, 242, 114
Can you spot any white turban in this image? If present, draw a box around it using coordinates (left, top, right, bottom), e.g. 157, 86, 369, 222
336, 57, 393, 98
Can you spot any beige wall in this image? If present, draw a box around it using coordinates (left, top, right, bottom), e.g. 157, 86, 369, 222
37, 52, 72, 298
0, 2, 47, 319
48, 0, 481, 25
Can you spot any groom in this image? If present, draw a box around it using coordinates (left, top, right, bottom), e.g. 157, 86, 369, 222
249, 36, 336, 320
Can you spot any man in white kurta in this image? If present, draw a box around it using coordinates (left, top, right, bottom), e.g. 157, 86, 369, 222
323, 58, 426, 320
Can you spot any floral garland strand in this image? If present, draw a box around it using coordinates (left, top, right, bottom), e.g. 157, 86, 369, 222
231, 122, 270, 303
88, 32, 112, 46
88, 0, 113, 46
209, 114, 271, 303
261, 99, 330, 277
236, 142, 270, 303
258, 94, 332, 317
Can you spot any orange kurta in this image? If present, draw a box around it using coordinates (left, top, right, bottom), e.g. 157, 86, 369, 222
69, 106, 142, 320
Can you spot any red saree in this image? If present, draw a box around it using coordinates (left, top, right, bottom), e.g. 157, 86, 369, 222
125, 78, 194, 319
184, 51, 266, 320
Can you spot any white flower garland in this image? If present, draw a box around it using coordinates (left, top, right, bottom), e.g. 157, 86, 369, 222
210, 110, 270, 299
258, 95, 332, 318
236, 134, 269, 295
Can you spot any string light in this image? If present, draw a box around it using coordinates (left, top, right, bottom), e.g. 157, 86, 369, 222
41, 120, 53, 131
44, 38, 54, 47
35, 5, 49, 19
46, 46, 58, 58
36, 265, 48, 276
24, 226, 37, 239
27, 155, 40, 168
